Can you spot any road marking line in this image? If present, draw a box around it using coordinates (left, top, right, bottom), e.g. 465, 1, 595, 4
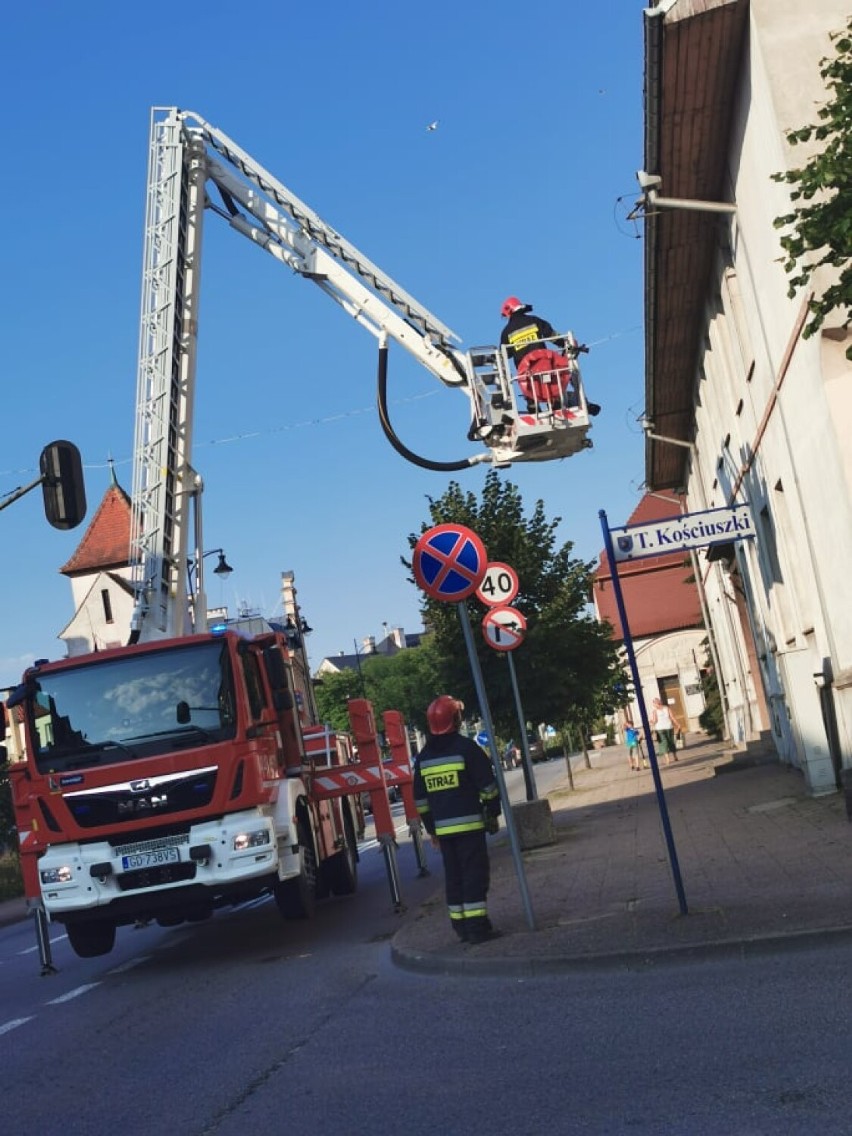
46, 982, 101, 1004
19, 932, 67, 956
107, 956, 152, 974
0, 1017, 34, 1036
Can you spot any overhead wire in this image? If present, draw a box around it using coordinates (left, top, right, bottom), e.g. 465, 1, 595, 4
0, 325, 644, 479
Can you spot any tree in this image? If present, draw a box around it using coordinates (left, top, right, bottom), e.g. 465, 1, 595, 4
0, 760, 16, 851
697, 637, 724, 740
313, 667, 368, 732
313, 637, 442, 734
773, 19, 852, 358
405, 473, 622, 738
354, 640, 442, 733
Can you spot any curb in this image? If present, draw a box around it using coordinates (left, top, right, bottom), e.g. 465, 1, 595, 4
389, 921, 852, 978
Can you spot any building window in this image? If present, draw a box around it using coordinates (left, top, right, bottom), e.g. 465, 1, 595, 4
757, 503, 793, 644
101, 589, 114, 625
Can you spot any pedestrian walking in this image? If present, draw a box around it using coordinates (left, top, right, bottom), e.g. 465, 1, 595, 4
625, 723, 644, 771
413, 695, 503, 944
650, 697, 685, 765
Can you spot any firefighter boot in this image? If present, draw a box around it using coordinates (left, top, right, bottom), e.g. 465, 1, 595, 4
452, 919, 470, 943
465, 916, 501, 946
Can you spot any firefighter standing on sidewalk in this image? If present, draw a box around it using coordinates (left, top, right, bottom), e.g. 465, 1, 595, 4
413, 695, 502, 945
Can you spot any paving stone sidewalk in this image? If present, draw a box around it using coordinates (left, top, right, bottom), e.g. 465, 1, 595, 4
6, 736, 852, 974
391, 735, 852, 975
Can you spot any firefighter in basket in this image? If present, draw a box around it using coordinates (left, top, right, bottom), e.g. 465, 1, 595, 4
499, 296, 601, 418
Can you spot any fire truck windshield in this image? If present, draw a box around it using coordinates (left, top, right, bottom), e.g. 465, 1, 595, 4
29, 641, 236, 774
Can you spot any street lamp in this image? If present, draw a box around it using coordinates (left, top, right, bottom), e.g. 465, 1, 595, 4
187, 549, 234, 631
284, 613, 313, 645
187, 548, 234, 586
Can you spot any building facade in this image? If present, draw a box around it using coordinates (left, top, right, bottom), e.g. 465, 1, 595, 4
57, 477, 135, 656
593, 491, 709, 733
315, 627, 422, 680
641, 0, 850, 794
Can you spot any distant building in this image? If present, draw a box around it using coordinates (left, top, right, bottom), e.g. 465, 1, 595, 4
592, 492, 708, 732
315, 626, 423, 679
57, 471, 135, 656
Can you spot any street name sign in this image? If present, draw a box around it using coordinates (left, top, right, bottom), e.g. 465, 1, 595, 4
609, 504, 755, 563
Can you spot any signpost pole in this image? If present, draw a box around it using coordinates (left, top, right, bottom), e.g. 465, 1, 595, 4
458, 601, 536, 930
506, 652, 537, 801
599, 509, 689, 916
412, 527, 536, 931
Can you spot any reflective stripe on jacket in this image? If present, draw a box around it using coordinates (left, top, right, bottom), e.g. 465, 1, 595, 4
413, 733, 500, 839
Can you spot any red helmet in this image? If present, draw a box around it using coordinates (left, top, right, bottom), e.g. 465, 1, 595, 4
426, 695, 463, 735
501, 296, 525, 318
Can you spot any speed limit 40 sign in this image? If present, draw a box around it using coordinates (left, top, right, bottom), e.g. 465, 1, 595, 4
475, 561, 519, 608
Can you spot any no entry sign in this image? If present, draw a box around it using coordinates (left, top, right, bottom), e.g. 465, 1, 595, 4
412, 523, 487, 603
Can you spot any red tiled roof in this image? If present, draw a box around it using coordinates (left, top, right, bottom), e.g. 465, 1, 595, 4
60, 484, 132, 575
593, 492, 703, 640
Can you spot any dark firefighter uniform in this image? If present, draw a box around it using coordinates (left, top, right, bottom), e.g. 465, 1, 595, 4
499, 306, 578, 413
413, 729, 502, 944
500, 306, 561, 368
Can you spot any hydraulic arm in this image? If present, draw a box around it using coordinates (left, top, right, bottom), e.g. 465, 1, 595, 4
129, 107, 595, 639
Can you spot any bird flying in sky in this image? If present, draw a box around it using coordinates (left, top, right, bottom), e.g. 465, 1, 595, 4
426, 120, 439, 132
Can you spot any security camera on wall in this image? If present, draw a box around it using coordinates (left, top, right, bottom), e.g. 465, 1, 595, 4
636, 170, 663, 190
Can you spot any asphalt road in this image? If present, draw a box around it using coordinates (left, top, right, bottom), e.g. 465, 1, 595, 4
4, 779, 852, 1135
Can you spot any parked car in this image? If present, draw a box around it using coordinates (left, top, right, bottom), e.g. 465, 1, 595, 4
527, 734, 547, 763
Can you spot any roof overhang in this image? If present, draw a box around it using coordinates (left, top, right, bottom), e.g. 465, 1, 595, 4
642, 0, 749, 490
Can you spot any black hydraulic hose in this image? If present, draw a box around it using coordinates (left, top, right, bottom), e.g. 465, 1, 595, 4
376, 345, 480, 472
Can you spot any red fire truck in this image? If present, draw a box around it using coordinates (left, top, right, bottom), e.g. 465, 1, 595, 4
5, 628, 368, 958
7, 106, 592, 961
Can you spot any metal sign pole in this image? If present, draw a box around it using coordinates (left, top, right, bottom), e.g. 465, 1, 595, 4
506, 651, 537, 801
599, 509, 689, 916
457, 602, 536, 930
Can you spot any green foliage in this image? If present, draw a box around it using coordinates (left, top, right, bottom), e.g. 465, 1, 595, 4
313, 637, 442, 734
358, 640, 443, 733
0, 853, 23, 901
313, 668, 368, 732
0, 759, 16, 851
772, 19, 852, 357
697, 636, 724, 740
403, 472, 623, 738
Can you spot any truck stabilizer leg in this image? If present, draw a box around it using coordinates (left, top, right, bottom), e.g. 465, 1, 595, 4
35, 906, 58, 976
409, 819, 430, 878
379, 833, 405, 913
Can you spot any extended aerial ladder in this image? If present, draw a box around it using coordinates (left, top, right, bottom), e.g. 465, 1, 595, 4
130, 107, 595, 640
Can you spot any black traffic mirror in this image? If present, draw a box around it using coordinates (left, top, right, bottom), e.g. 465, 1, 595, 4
40, 440, 87, 530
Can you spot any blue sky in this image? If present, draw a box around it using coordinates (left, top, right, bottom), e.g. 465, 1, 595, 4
2, 0, 650, 686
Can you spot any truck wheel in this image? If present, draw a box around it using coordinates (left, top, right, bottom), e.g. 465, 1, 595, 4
274, 821, 317, 919
66, 920, 116, 958
326, 809, 358, 897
